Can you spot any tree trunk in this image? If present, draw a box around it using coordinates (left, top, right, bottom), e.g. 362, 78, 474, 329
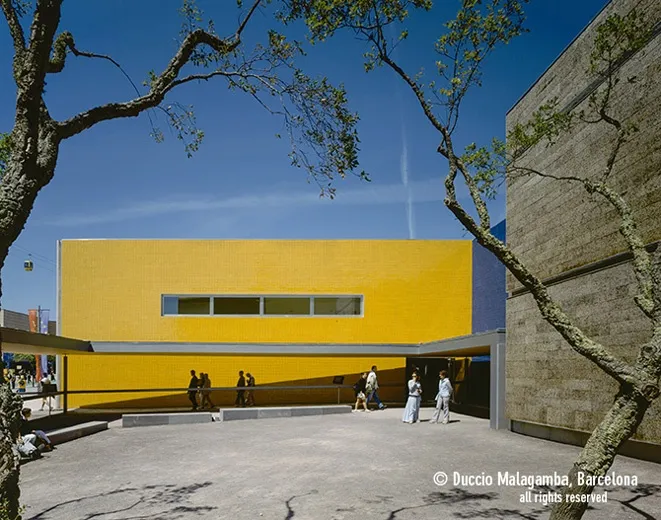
550, 385, 649, 519
0, 261, 24, 518
0, 132, 59, 519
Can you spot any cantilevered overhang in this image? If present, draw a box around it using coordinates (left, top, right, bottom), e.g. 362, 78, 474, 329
1, 327, 93, 355
89, 329, 505, 357
418, 329, 504, 357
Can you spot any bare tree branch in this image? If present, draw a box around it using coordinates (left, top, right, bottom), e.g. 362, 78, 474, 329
56, 32, 236, 139
444, 160, 645, 391
28, 0, 64, 68
0, 0, 26, 52
236, 0, 263, 38
55, 0, 263, 140
511, 165, 656, 321
164, 70, 245, 93
47, 30, 135, 79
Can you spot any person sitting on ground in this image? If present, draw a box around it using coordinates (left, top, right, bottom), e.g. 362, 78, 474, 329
18, 431, 40, 460
21, 408, 54, 451
352, 372, 370, 412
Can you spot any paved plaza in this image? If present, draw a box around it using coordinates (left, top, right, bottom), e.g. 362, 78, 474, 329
20, 409, 661, 520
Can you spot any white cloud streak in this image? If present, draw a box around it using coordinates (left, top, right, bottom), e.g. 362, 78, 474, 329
390, 21, 416, 240
39, 178, 444, 227
400, 130, 416, 240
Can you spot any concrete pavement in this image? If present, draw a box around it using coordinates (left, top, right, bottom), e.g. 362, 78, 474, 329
19, 409, 661, 520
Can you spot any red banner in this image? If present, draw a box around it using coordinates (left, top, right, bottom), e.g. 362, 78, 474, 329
28, 309, 38, 333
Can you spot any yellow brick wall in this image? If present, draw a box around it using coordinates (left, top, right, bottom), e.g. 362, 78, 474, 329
66, 354, 406, 408
60, 240, 472, 344
60, 239, 471, 408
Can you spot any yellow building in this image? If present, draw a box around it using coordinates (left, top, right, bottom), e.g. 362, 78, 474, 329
57, 239, 504, 418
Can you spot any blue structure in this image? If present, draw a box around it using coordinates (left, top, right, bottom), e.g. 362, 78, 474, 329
471, 220, 507, 334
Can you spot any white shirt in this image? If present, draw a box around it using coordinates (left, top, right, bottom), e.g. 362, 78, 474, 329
366, 371, 378, 391
436, 378, 453, 399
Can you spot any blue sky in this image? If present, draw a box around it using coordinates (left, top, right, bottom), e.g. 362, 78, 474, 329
0, 0, 609, 319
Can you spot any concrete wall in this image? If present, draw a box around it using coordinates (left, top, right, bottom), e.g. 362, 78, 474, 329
0, 309, 29, 331
472, 220, 506, 334
506, 0, 661, 444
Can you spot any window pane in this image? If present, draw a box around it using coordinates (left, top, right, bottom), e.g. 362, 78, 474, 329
263, 297, 310, 315
162, 296, 179, 315
314, 297, 361, 316
213, 297, 260, 315
177, 297, 210, 315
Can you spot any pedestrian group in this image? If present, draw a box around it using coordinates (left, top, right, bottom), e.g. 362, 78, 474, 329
402, 370, 453, 424
352, 365, 388, 412
187, 369, 257, 411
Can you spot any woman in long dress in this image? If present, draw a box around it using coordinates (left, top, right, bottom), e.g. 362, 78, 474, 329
402, 372, 422, 423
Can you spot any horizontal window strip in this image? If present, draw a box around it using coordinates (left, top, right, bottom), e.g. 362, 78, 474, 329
162, 295, 363, 317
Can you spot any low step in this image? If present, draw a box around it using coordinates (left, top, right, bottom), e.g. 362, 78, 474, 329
48, 421, 108, 445
122, 412, 213, 428
217, 405, 351, 422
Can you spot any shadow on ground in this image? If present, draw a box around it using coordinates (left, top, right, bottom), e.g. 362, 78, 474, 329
27, 484, 661, 520
27, 482, 216, 520
29, 412, 123, 432
606, 484, 661, 520
283, 488, 506, 520
282, 484, 661, 520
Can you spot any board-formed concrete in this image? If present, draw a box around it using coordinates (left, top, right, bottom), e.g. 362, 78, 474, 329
122, 412, 213, 428
217, 405, 351, 422
47, 421, 108, 445
505, 0, 661, 446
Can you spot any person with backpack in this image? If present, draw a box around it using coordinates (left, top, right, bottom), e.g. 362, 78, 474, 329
352, 372, 370, 412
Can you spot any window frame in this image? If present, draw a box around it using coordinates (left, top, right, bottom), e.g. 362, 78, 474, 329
312, 296, 363, 317
212, 296, 261, 316
161, 294, 364, 318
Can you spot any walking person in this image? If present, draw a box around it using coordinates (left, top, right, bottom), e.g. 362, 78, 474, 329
245, 372, 256, 407
187, 370, 199, 411
200, 373, 215, 410
235, 370, 246, 407
17, 374, 27, 393
430, 370, 453, 424
352, 372, 370, 412
366, 365, 387, 410
402, 372, 422, 424
39, 374, 51, 411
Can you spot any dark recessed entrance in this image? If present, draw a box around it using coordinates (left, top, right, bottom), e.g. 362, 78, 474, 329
406, 356, 490, 419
